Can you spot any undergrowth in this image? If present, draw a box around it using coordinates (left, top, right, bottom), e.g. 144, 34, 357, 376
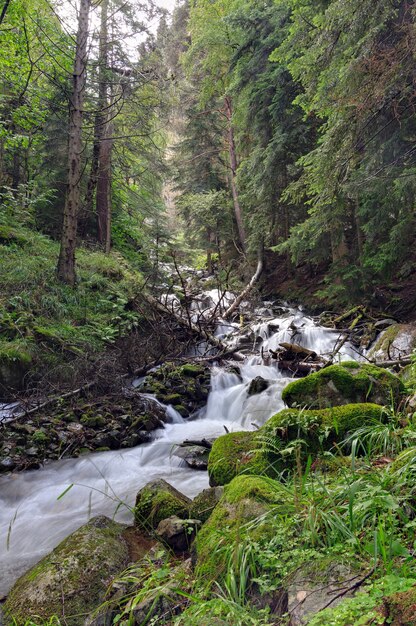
0, 215, 144, 388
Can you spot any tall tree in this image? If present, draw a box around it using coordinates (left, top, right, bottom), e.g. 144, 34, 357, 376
57, 0, 91, 285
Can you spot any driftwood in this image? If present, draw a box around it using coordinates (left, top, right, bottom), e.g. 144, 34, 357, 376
143, 292, 245, 361
277, 360, 322, 374
278, 343, 317, 358
268, 342, 326, 374
223, 255, 263, 320
181, 438, 213, 449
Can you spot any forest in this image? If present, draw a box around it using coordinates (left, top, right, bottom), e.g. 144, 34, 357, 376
1, 0, 416, 625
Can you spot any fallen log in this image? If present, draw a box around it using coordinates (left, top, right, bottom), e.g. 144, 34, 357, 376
278, 343, 317, 359
277, 360, 322, 374
181, 438, 213, 449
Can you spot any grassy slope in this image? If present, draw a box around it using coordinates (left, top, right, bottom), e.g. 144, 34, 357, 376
0, 221, 143, 391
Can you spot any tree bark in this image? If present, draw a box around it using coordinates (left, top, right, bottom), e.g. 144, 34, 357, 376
224, 96, 246, 253
97, 122, 113, 253
57, 0, 91, 285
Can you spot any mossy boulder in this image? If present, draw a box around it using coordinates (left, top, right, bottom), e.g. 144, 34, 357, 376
134, 479, 191, 533
194, 475, 284, 588
189, 486, 224, 523
142, 362, 211, 416
0, 342, 32, 399
208, 404, 385, 486
208, 431, 268, 487
4, 516, 129, 626
282, 362, 404, 409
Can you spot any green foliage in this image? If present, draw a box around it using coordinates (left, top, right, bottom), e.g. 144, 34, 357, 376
0, 219, 143, 383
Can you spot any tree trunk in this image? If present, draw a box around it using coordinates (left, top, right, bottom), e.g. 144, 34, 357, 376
84, 0, 108, 238
96, 121, 113, 253
224, 96, 246, 253
57, 0, 91, 285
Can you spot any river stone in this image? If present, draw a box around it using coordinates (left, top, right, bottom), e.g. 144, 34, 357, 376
134, 479, 191, 533
4, 516, 129, 626
282, 361, 404, 409
156, 516, 201, 553
248, 376, 270, 396
173, 444, 210, 470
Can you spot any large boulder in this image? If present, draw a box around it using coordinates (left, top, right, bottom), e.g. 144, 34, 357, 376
156, 516, 201, 553
134, 479, 191, 533
4, 517, 129, 626
85, 548, 192, 626
208, 404, 385, 486
281, 362, 404, 409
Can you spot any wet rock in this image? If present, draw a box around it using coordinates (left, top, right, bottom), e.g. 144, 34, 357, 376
0, 390, 172, 472
209, 404, 386, 485
0, 456, 16, 472
368, 323, 416, 362
142, 362, 211, 417
156, 516, 201, 553
173, 444, 210, 470
4, 517, 129, 626
134, 479, 191, 533
195, 476, 284, 584
25, 447, 38, 457
248, 376, 270, 396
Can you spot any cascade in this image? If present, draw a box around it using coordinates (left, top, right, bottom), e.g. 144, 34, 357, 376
0, 303, 358, 596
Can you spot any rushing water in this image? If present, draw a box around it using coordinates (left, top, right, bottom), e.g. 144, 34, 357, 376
0, 304, 358, 597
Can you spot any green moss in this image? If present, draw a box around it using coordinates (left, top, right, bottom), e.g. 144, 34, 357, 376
0, 342, 32, 365
208, 431, 269, 486
189, 487, 224, 523
384, 585, 416, 625
209, 404, 385, 485
194, 475, 283, 588
0, 224, 28, 246
134, 479, 191, 533
282, 362, 404, 409
180, 364, 205, 377
32, 430, 49, 444
0, 341, 32, 395
4, 517, 128, 626
80, 414, 107, 428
